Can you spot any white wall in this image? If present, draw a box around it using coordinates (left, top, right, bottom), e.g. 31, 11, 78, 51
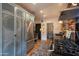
41, 22, 47, 41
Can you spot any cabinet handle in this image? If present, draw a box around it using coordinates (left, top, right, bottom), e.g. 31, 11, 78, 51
14, 33, 16, 37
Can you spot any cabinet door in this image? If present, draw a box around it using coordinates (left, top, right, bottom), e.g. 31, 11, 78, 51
25, 13, 34, 53
15, 8, 26, 56
2, 3, 15, 56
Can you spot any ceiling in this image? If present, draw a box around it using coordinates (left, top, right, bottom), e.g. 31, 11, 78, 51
18, 3, 68, 21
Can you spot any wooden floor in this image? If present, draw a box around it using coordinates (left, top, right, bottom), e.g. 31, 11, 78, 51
27, 40, 52, 56
27, 40, 41, 56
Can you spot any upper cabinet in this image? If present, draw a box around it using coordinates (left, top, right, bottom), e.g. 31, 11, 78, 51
59, 7, 79, 20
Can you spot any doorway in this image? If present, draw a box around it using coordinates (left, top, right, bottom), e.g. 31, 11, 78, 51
35, 24, 41, 39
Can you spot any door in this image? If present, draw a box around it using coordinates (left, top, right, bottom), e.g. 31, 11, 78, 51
35, 24, 41, 39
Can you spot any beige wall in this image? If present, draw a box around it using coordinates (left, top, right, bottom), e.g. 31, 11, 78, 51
35, 14, 62, 34
34, 4, 67, 34
35, 18, 62, 34
45, 18, 62, 34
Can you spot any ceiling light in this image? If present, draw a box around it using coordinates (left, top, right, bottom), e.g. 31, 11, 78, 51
72, 3, 77, 6
40, 10, 43, 14
43, 15, 46, 17
59, 21, 63, 24
32, 3, 36, 5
